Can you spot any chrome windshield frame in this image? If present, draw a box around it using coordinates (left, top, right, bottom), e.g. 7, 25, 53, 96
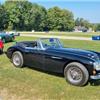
38, 38, 63, 50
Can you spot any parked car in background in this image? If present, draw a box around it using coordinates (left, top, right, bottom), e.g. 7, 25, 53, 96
0, 32, 15, 43
6, 38, 100, 86
92, 35, 100, 40
8, 31, 20, 36
0, 37, 4, 54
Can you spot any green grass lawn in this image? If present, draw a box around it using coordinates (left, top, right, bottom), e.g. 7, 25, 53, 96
20, 32, 100, 37
0, 36, 100, 100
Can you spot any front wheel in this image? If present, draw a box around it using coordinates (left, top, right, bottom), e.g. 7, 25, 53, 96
12, 51, 24, 68
64, 62, 89, 86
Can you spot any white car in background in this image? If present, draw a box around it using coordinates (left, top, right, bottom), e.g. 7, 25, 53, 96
7, 31, 20, 36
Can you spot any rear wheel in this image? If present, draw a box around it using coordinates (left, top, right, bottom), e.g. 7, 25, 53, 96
12, 51, 24, 68
64, 62, 89, 86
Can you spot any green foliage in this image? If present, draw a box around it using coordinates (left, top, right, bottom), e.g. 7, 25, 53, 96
91, 24, 100, 32
95, 24, 100, 31
46, 7, 75, 31
0, 1, 99, 31
1, 1, 75, 31
0, 4, 9, 31
30, 3, 47, 31
75, 18, 91, 29
4, 0, 47, 31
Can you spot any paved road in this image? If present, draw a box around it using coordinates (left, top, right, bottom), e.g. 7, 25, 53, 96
20, 34, 92, 41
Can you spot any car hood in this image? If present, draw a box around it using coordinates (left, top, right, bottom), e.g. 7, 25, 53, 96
48, 47, 100, 61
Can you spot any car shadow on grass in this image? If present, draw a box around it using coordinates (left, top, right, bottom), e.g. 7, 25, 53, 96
27, 66, 64, 78
28, 66, 100, 86
89, 80, 100, 86
0, 52, 5, 55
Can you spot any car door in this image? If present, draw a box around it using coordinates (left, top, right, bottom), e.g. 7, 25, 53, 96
44, 50, 65, 73
25, 44, 45, 70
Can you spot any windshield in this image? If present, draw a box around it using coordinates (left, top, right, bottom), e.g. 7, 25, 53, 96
40, 38, 63, 49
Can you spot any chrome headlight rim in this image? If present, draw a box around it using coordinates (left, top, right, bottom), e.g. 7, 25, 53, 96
93, 61, 100, 71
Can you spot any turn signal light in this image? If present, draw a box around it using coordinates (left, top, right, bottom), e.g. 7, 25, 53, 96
93, 70, 96, 75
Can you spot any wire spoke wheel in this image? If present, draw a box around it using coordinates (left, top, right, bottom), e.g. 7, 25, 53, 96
13, 54, 21, 66
64, 62, 89, 86
67, 67, 83, 83
12, 51, 24, 68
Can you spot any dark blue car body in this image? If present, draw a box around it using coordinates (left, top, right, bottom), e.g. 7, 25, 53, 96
92, 36, 100, 40
6, 38, 100, 86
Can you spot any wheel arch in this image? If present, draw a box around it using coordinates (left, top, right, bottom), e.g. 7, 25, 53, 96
63, 61, 89, 86
63, 60, 89, 75
7, 47, 24, 59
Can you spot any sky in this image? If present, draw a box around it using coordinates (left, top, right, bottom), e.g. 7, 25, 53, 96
1, 0, 100, 23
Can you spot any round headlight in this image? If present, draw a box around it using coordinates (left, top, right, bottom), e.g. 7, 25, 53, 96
94, 61, 100, 70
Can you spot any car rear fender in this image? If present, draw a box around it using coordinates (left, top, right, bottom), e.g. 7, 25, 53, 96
7, 47, 23, 59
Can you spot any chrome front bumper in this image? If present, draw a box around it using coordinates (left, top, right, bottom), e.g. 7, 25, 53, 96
90, 74, 100, 80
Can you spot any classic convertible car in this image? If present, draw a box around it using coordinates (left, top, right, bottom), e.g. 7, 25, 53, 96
6, 38, 100, 86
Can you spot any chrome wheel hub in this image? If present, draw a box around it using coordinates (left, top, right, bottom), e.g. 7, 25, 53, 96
13, 54, 21, 66
67, 67, 83, 83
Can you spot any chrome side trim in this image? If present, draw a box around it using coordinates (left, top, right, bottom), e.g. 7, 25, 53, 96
51, 56, 62, 59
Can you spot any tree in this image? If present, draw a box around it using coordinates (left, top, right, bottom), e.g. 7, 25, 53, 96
95, 24, 100, 31
0, 4, 9, 31
46, 7, 75, 31
30, 3, 47, 31
75, 18, 91, 29
4, 0, 47, 31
